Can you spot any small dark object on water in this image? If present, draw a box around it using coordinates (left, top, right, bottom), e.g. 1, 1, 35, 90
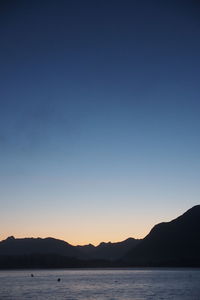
57, 278, 61, 282
31, 274, 34, 277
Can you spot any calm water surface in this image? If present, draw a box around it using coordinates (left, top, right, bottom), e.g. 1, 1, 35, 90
0, 268, 200, 300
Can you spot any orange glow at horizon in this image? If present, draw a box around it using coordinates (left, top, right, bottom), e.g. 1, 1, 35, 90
0, 221, 155, 246
1, 203, 187, 245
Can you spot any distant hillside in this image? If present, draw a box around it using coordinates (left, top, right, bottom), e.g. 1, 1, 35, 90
123, 205, 200, 266
1, 205, 200, 268
0, 236, 82, 258
77, 238, 140, 260
0, 236, 140, 267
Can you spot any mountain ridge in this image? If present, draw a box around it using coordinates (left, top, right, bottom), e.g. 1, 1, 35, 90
1, 205, 200, 268
123, 205, 200, 266
0, 236, 140, 261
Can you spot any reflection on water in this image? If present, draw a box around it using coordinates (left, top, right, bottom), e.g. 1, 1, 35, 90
0, 268, 200, 299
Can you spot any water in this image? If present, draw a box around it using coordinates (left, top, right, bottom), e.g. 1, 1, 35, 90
0, 268, 200, 299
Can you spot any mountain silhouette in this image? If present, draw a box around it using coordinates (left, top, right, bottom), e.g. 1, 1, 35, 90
1, 205, 200, 268
77, 238, 140, 260
0, 236, 140, 263
0, 236, 82, 257
123, 205, 200, 266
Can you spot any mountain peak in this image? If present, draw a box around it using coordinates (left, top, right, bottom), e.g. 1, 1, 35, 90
6, 236, 15, 241
124, 204, 200, 266
183, 205, 200, 215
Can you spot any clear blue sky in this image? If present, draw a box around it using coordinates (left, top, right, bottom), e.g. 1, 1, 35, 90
0, 0, 200, 245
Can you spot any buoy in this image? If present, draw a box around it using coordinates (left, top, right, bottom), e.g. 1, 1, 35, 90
57, 278, 61, 282
31, 274, 34, 277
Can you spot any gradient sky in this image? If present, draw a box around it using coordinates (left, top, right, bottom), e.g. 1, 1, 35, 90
0, 0, 200, 245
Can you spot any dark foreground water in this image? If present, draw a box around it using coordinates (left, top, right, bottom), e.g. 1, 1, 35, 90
0, 268, 200, 300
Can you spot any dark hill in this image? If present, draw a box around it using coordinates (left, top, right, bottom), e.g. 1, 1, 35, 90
124, 205, 200, 266
0, 236, 82, 258
1, 205, 200, 268
77, 238, 140, 260
0, 236, 140, 264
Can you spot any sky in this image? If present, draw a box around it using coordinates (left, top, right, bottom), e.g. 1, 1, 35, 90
0, 0, 200, 245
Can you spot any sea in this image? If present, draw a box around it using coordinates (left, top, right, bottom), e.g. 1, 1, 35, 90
0, 268, 200, 300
